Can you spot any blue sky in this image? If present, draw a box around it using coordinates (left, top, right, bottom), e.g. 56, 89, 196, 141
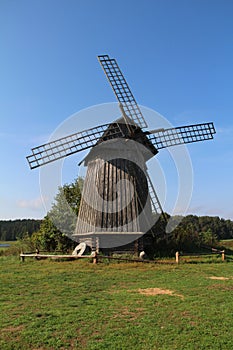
0, 0, 233, 220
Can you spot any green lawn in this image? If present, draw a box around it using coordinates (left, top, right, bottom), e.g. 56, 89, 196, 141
1, 257, 233, 349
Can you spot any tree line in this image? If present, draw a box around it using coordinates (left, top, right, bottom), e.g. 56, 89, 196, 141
0, 219, 42, 241
148, 214, 233, 257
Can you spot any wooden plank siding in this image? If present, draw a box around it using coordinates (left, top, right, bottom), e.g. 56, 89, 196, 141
75, 157, 150, 234
74, 133, 155, 254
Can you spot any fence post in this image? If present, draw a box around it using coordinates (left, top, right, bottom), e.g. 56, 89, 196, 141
20, 251, 25, 262
175, 251, 179, 264
221, 250, 225, 262
93, 251, 98, 264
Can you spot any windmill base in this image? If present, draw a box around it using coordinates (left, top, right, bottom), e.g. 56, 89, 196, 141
72, 232, 145, 255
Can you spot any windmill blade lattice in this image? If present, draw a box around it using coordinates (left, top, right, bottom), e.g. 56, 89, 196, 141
98, 55, 148, 129
145, 170, 167, 222
148, 122, 216, 149
27, 123, 123, 169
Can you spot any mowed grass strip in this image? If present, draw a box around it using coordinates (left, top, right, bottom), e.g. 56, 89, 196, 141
1, 257, 233, 349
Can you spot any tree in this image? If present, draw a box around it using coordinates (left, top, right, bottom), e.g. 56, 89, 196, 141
33, 177, 83, 252
199, 228, 218, 246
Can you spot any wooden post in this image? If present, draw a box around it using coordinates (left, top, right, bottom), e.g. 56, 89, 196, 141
20, 252, 25, 262
35, 248, 39, 260
93, 251, 98, 264
221, 250, 225, 262
175, 251, 179, 264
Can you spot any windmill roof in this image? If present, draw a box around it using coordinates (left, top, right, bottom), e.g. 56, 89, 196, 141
81, 115, 158, 165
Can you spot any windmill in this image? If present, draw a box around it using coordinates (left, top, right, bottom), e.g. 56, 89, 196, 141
27, 55, 216, 254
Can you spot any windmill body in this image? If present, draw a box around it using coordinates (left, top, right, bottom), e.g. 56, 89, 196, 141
74, 117, 156, 250
27, 55, 216, 254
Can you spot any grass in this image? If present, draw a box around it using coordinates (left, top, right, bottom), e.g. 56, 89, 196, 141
221, 239, 233, 250
0, 240, 34, 257
1, 257, 233, 349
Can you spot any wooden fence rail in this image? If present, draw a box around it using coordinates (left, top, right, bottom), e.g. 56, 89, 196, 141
20, 251, 177, 264
20, 249, 228, 264
20, 252, 98, 263
175, 250, 226, 263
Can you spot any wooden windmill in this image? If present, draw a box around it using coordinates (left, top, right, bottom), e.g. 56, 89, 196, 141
27, 55, 216, 254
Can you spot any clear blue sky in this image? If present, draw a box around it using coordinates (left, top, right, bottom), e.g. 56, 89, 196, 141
0, 0, 233, 220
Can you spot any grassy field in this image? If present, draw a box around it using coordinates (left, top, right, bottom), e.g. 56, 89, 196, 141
221, 239, 233, 250
1, 257, 233, 349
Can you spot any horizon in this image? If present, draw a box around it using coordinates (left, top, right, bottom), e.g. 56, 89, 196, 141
0, 212, 232, 222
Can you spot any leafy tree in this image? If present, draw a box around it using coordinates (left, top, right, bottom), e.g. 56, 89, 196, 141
199, 229, 218, 246
31, 216, 74, 252
33, 177, 83, 252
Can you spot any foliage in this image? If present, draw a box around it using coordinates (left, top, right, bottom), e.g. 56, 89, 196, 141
31, 216, 75, 252
149, 214, 221, 257
0, 234, 36, 257
48, 177, 83, 236
179, 214, 233, 240
32, 177, 83, 252
0, 219, 41, 241
1, 257, 233, 349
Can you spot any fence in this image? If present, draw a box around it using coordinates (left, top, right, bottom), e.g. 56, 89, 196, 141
20, 248, 230, 264
175, 248, 226, 264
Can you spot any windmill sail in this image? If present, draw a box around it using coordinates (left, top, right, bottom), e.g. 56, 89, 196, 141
145, 170, 166, 221
27, 123, 123, 169
98, 55, 148, 129
148, 122, 216, 149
